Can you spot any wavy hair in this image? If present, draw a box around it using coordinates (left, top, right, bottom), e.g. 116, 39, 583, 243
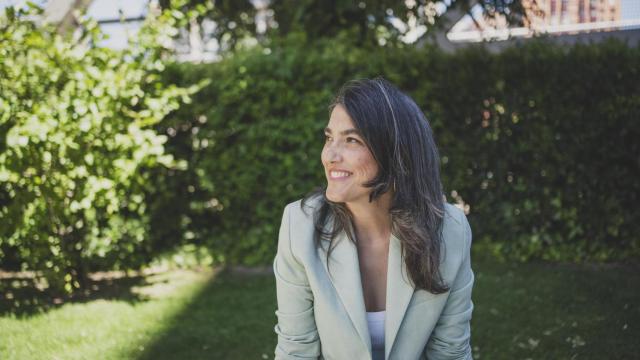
302, 77, 448, 294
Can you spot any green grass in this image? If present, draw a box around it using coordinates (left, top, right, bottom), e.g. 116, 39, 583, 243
470, 256, 640, 359
1, 258, 638, 359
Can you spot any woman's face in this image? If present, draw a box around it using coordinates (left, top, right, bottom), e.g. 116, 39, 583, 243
321, 105, 379, 204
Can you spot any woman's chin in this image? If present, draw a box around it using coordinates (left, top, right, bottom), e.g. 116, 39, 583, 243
325, 189, 346, 203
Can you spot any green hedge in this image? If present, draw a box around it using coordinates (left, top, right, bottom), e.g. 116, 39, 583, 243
157, 34, 640, 264
4, 22, 635, 285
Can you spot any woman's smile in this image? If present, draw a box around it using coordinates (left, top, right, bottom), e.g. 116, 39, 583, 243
328, 169, 353, 180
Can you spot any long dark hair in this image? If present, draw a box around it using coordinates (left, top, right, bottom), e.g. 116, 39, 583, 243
302, 77, 448, 294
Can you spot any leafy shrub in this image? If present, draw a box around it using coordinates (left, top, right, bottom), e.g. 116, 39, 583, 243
0, 5, 200, 292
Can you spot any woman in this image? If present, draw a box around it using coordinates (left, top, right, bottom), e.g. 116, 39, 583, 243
273, 78, 474, 360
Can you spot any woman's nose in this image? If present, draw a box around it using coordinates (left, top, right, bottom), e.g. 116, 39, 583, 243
326, 143, 342, 163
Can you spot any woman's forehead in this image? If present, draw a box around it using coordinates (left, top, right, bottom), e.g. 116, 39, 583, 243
327, 105, 355, 130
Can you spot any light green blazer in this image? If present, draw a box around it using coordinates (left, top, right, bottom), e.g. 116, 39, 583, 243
273, 198, 474, 360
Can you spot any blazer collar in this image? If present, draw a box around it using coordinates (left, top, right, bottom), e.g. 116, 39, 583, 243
316, 229, 414, 359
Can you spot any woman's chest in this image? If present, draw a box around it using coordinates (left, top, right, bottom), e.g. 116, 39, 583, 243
357, 246, 389, 311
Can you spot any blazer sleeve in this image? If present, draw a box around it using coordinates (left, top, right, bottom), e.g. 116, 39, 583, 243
424, 213, 474, 360
273, 204, 321, 359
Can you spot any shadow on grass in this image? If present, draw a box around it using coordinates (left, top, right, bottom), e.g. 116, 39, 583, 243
0, 271, 154, 317
137, 269, 277, 360
470, 257, 640, 359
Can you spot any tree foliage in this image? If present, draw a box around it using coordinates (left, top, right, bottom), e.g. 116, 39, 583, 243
161, 0, 543, 51
0, 4, 201, 293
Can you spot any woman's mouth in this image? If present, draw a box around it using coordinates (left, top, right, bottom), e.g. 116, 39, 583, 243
329, 170, 352, 180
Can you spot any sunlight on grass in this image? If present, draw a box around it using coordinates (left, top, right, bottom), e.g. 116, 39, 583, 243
0, 269, 217, 360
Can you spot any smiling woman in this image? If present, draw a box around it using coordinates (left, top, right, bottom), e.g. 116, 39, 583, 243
273, 78, 474, 360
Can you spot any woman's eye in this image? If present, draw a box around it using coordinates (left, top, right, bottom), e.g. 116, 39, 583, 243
346, 137, 361, 144
324, 135, 332, 142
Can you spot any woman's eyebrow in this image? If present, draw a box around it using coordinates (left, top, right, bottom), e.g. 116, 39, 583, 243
324, 127, 361, 136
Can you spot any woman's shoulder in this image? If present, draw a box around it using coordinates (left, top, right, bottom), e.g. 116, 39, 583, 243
283, 193, 325, 223
443, 203, 467, 227
441, 203, 472, 256
280, 195, 326, 259
281, 194, 325, 239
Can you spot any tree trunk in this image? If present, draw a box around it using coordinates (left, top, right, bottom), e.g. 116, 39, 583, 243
43, 0, 95, 35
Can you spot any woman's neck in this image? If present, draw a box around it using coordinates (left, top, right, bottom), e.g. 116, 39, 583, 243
347, 192, 393, 248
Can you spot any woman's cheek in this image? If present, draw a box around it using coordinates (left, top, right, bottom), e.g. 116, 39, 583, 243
320, 146, 329, 166
357, 152, 377, 179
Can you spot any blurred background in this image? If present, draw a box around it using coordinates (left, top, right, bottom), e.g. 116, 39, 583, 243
1, 0, 639, 359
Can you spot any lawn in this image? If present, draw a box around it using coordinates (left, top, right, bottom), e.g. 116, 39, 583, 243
1, 257, 638, 359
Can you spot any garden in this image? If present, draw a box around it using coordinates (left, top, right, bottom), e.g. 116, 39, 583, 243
1, 1, 638, 359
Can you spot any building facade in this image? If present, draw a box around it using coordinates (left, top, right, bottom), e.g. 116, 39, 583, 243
532, 0, 621, 26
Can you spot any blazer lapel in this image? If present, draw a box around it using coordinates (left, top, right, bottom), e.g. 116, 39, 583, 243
316, 229, 415, 360
316, 230, 372, 356
385, 233, 415, 359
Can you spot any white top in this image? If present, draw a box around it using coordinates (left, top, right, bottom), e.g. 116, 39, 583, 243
366, 310, 386, 360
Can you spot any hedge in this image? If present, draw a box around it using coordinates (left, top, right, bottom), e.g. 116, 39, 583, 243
156, 33, 640, 265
